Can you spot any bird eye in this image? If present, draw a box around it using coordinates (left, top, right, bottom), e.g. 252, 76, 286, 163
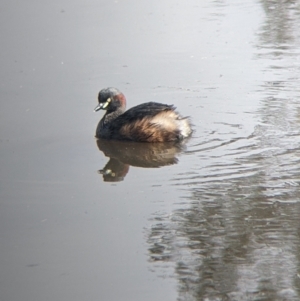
102, 98, 111, 109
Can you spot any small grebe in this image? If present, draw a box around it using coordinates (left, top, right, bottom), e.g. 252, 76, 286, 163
94, 87, 192, 142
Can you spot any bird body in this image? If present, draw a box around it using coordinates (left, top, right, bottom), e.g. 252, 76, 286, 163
94, 88, 192, 142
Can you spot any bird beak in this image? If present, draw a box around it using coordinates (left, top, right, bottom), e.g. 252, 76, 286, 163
94, 98, 111, 112
94, 103, 104, 112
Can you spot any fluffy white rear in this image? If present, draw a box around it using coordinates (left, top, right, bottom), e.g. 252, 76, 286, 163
152, 111, 192, 138
177, 118, 192, 138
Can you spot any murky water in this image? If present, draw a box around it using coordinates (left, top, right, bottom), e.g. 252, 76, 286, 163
1, 0, 300, 300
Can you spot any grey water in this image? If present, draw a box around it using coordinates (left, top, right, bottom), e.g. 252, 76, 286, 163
1, 0, 300, 300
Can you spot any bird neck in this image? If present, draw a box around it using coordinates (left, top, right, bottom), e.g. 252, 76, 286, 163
101, 108, 124, 127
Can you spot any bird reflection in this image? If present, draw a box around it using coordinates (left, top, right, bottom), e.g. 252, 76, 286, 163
96, 138, 185, 182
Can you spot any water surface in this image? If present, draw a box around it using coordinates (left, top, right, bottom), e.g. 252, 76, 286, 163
1, 0, 300, 300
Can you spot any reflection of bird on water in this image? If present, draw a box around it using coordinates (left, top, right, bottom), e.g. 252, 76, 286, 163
98, 158, 129, 182
94, 87, 192, 142
96, 139, 186, 182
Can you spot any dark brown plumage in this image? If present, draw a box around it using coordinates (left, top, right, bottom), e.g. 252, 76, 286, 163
94, 87, 192, 142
